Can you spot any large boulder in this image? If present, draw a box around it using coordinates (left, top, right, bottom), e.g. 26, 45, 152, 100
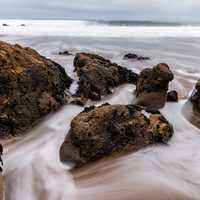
0, 41, 72, 138
60, 104, 173, 167
135, 63, 174, 110
73, 53, 138, 101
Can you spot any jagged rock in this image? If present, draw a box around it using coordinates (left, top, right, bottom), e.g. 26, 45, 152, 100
74, 53, 138, 101
58, 51, 72, 56
123, 53, 150, 61
60, 104, 173, 167
167, 90, 178, 102
135, 63, 174, 110
0, 41, 72, 138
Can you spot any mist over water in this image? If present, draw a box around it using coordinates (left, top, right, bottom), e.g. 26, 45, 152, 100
1, 33, 200, 199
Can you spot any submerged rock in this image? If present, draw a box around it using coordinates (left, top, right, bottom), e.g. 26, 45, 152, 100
58, 51, 72, 56
60, 104, 173, 167
135, 63, 174, 110
123, 53, 150, 61
0, 41, 72, 138
167, 90, 178, 102
74, 53, 138, 101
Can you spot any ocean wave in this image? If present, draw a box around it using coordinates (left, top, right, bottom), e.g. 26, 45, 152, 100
1, 20, 200, 37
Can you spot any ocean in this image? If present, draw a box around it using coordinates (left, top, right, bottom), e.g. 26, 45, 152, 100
0, 19, 200, 37
1, 19, 200, 200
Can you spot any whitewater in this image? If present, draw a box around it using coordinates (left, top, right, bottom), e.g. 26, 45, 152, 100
1, 20, 200, 200
0, 20, 200, 37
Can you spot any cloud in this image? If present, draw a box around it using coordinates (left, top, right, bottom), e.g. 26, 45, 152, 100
0, 0, 200, 21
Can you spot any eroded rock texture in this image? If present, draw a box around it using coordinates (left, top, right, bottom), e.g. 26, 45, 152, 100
73, 53, 138, 101
135, 63, 174, 110
0, 41, 72, 138
60, 104, 173, 167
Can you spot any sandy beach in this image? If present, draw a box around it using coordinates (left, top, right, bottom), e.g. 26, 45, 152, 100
1, 20, 200, 200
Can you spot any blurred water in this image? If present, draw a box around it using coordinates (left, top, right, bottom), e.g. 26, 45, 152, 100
1, 35, 200, 199
1, 20, 200, 37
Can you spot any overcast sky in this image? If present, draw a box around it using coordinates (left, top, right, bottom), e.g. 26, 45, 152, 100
0, 0, 200, 22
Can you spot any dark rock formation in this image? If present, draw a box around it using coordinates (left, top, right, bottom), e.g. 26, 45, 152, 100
135, 63, 174, 110
124, 53, 137, 59
58, 51, 72, 56
0, 41, 72, 138
123, 53, 150, 61
167, 90, 178, 102
182, 80, 200, 128
60, 104, 173, 167
190, 80, 200, 111
74, 53, 138, 101
2, 24, 8, 27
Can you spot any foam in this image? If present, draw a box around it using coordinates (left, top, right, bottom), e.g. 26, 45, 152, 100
1, 20, 200, 37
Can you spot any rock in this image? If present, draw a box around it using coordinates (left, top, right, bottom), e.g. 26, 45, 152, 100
123, 53, 150, 61
20, 24, 26, 27
0, 144, 3, 200
58, 51, 72, 56
0, 41, 72, 138
60, 104, 173, 167
167, 90, 178, 102
183, 81, 200, 128
74, 53, 138, 101
190, 80, 200, 111
67, 95, 88, 106
0, 175, 4, 200
137, 56, 150, 60
2, 24, 8, 27
123, 53, 137, 59
135, 63, 174, 110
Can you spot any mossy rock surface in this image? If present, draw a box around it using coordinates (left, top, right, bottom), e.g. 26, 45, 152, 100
0, 41, 72, 138
135, 63, 174, 110
74, 53, 138, 101
60, 104, 173, 167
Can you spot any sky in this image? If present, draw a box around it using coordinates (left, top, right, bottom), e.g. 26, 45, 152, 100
0, 0, 200, 22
